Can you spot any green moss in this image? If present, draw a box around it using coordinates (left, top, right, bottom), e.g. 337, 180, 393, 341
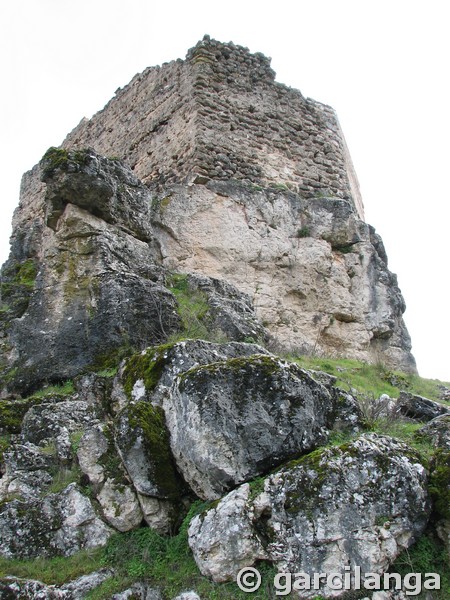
428, 449, 450, 520
180, 354, 282, 387
0, 258, 37, 323
98, 424, 128, 485
122, 343, 174, 399
89, 344, 134, 374
0, 396, 44, 433
128, 402, 180, 498
0, 433, 11, 463
248, 475, 266, 501
41, 147, 90, 178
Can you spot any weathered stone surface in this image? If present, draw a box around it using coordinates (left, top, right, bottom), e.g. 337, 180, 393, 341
188, 434, 430, 598
136, 494, 174, 534
64, 37, 363, 214
0, 483, 112, 558
117, 339, 271, 407
76, 424, 110, 488
0, 569, 113, 599
111, 583, 163, 599
0, 442, 57, 501
97, 477, 143, 532
21, 399, 97, 446
397, 391, 450, 422
151, 182, 415, 372
182, 273, 266, 343
165, 353, 334, 499
415, 414, 450, 449
114, 402, 183, 500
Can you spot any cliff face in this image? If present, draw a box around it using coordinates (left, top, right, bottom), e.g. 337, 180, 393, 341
2, 38, 445, 600
1, 36, 415, 389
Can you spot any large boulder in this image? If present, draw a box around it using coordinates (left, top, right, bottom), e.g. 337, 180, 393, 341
164, 353, 334, 499
188, 434, 430, 598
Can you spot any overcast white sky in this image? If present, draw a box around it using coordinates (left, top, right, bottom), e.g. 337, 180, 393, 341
0, 0, 448, 381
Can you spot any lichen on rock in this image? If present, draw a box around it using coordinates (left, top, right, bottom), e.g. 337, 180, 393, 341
189, 433, 430, 598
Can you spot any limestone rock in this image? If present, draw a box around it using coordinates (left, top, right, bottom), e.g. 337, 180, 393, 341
76, 424, 110, 488
397, 391, 450, 422
77, 423, 144, 532
0, 483, 112, 558
21, 399, 98, 446
0, 442, 57, 501
165, 353, 334, 499
117, 339, 271, 407
0, 569, 113, 599
151, 181, 415, 372
188, 434, 430, 598
111, 583, 163, 599
97, 477, 143, 532
136, 495, 174, 534
415, 414, 450, 450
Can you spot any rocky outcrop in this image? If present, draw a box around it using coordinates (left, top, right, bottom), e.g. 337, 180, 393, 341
0, 483, 112, 559
397, 391, 450, 422
0, 37, 440, 599
0, 151, 267, 396
1, 39, 416, 387
150, 181, 415, 371
0, 570, 114, 599
163, 354, 334, 499
188, 434, 430, 597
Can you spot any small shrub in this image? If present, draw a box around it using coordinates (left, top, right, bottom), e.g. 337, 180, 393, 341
297, 226, 310, 238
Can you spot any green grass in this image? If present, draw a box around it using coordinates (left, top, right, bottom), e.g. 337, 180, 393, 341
166, 273, 230, 345
290, 355, 450, 404
0, 548, 104, 586
95, 501, 279, 599
28, 380, 75, 399
390, 533, 450, 599
167, 273, 211, 341
48, 465, 82, 494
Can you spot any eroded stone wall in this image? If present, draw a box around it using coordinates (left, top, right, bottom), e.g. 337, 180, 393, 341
64, 36, 364, 218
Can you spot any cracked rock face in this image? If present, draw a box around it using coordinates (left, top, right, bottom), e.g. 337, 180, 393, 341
0, 483, 112, 559
163, 354, 334, 499
188, 434, 430, 598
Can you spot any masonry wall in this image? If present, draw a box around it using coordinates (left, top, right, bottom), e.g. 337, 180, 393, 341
64, 36, 364, 218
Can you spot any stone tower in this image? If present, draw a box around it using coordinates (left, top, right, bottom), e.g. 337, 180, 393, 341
1, 37, 416, 391
64, 35, 365, 219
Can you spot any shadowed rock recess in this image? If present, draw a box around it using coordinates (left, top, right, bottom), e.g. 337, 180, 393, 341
1, 37, 447, 600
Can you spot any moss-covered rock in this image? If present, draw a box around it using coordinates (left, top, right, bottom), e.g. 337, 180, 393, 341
0, 396, 45, 434
188, 433, 431, 596
122, 343, 176, 400
115, 401, 183, 501
0, 483, 112, 559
